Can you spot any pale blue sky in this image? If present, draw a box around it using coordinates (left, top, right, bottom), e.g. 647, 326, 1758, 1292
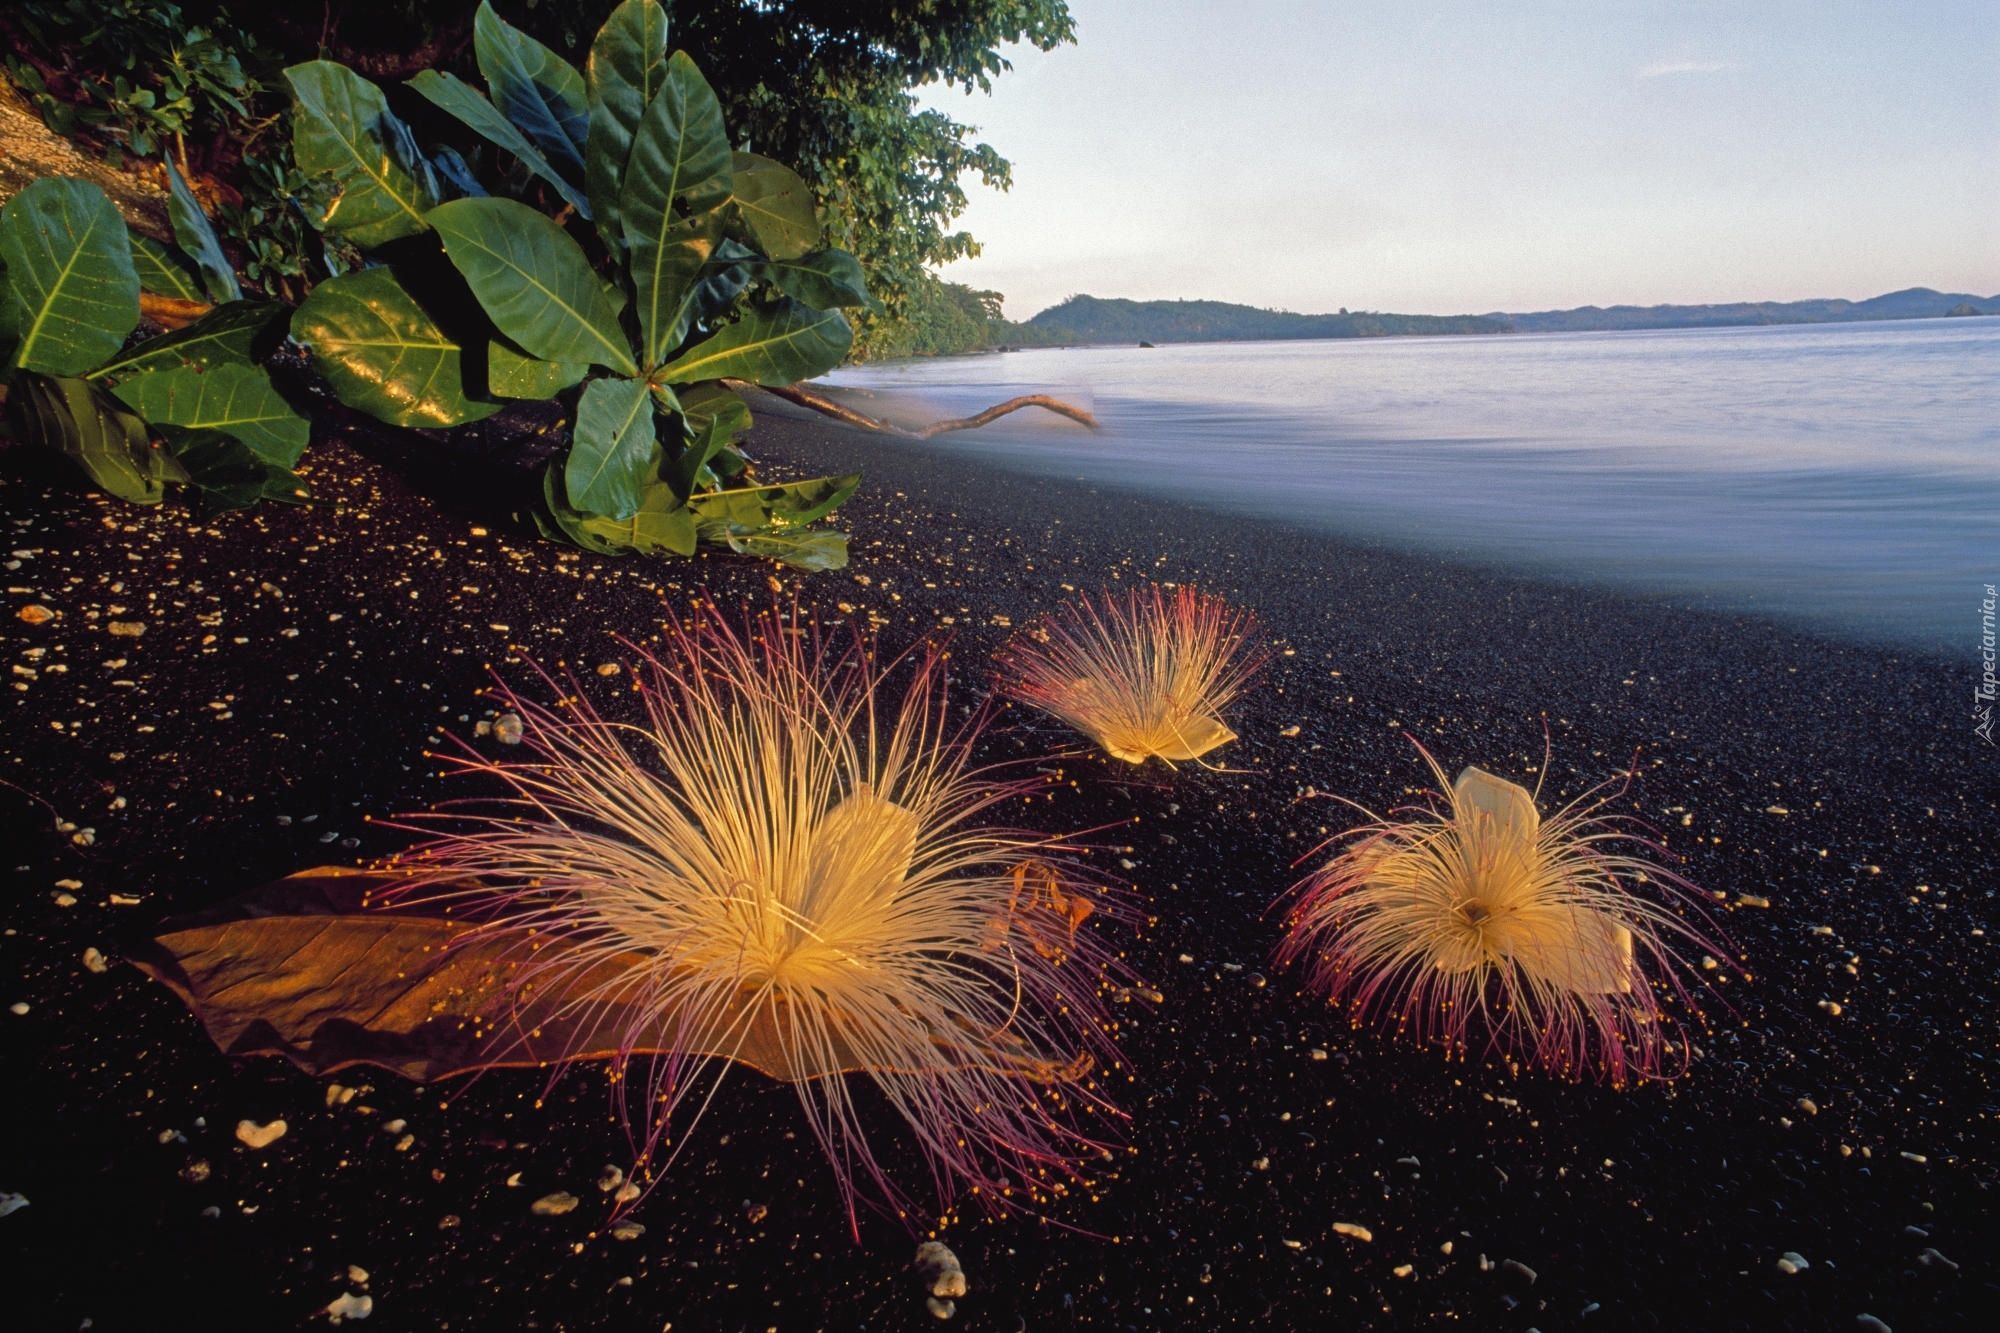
918, 1, 1999, 318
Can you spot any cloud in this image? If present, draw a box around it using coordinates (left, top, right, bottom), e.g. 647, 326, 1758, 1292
1636, 59, 1734, 80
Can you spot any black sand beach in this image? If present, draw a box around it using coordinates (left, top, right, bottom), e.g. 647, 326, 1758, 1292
3, 403, 1993, 1331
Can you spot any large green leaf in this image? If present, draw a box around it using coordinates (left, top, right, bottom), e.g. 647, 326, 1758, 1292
0, 178, 140, 375
714, 526, 849, 571
286, 61, 438, 248
6, 372, 179, 503
92, 301, 288, 380
585, 0, 670, 254
541, 460, 624, 555
759, 249, 874, 311
688, 473, 861, 530
619, 51, 732, 367
292, 266, 500, 428
163, 155, 241, 304
473, 1, 588, 175
161, 425, 310, 513
631, 213, 722, 371
581, 492, 697, 556
110, 363, 310, 469
407, 70, 591, 219
729, 152, 818, 261
488, 340, 586, 400
130, 235, 205, 302
429, 197, 636, 375
653, 299, 851, 386
676, 380, 751, 440
565, 376, 656, 519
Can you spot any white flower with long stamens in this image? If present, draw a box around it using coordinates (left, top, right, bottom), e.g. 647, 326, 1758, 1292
1277, 745, 1719, 1084
999, 585, 1263, 764
390, 606, 1127, 1230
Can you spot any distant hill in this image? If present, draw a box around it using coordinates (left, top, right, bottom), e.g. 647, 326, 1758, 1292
1491, 287, 2000, 333
1003, 287, 1998, 348
1009, 295, 1508, 345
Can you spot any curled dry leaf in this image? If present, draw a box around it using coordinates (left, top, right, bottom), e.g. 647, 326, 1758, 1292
129, 866, 912, 1083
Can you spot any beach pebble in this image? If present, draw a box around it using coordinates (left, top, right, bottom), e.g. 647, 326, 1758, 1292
915, 1240, 969, 1302
17, 605, 54, 625
1279, 725, 1301, 737
492, 713, 524, 745
1915, 1247, 1958, 1272
1332, 1222, 1373, 1242
1776, 1251, 1810, 1274
1501, 1259, 1538, 1284
236, 1119, 288, 1149
1795, 1097, 1818, 1115
596, 663, 622, 677
324, 1291, 373, 1323
611, 1220, 647, 1241
8, 1002, 27, 1016
81, 947, 108, 974
531, 1191, 578, 1216
1393, 1264, 1414, 1278
347, 1265, 370, 1285
1736, 894, 1771, 908
1818, 1000, 1843, 1017
0, 1192, 27, 1218
597, 1165, 625, 1192
107, 621, 146, 637
926, 1297, 956, 1320
380, 1119, 406, 1136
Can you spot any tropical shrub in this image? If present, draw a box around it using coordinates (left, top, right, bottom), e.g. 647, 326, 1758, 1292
282, 0, 875, 569
0, 171, 309, 511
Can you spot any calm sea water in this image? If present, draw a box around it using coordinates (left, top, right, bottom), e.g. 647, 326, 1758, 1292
827, 318, 2000, 652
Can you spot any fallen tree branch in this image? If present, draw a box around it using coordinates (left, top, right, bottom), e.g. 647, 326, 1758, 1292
736, 380, 1101, 437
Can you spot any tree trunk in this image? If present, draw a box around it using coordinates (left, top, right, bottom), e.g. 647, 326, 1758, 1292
0, 80, 171, 241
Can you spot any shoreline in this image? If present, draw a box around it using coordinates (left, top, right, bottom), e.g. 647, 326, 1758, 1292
3, 410, 1991, 1329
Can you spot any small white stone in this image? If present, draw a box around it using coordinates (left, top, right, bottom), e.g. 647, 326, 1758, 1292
347, 1265, 369, 1285
926, 1297, 956, 1320
1777, 1251, 1809, 1274
1393, 1264, 1414, 1278
597, 1165, 625, 1193
914, 1241, 968, 1301
324, 1291, 372, 1323
1332, 1222, 1373, 1242
236, 1119, 288, 1149
380, 1119, 406, 1135
82, 947, 108, 974
0, 1192, 27, 1218
531, 1191, 578, 1216
1818, 1000, 1843, 1016
610, 1220, 647, 1241
8, 1002, 28, 1016
1796, 1098, 1818, 1115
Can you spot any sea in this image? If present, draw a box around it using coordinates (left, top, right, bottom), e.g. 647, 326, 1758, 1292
825, 316, 2000, 654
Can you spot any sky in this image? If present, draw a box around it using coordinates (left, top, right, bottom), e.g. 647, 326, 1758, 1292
915, 1, 2000, 319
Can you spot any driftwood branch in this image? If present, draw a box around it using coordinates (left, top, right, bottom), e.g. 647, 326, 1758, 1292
737, 380, 1101, 438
